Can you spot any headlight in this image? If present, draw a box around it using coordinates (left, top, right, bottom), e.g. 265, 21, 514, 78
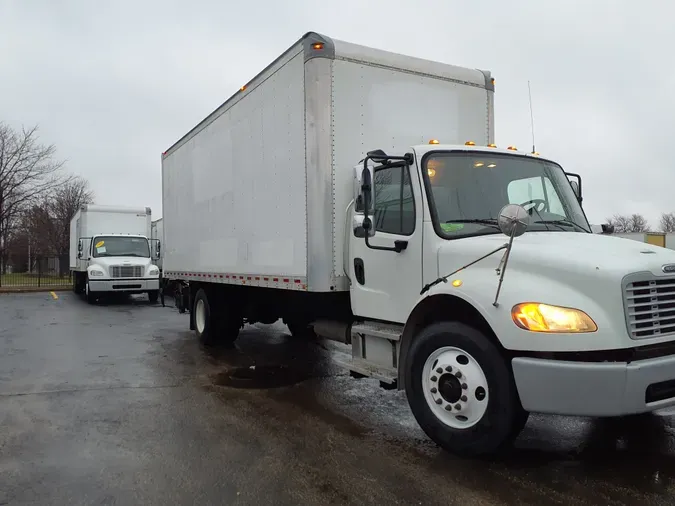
147, 267, 159, 276
89, 270, 105, 277
511, 303, 597, 333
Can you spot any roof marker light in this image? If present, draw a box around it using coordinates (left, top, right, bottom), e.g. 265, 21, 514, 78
240, 85, 246, 91
465, 141, 476, 146
507, 146, 517, 151
488, 163, 497, 168
429, 139, 440, 144
487, 143, 497, 148
312, 42, 324, 50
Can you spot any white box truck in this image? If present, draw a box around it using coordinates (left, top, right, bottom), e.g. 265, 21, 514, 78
162, 32, 675, 456
70, 204, 161, 303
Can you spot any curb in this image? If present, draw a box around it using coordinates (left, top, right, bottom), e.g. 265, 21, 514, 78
0, 287, 71, 294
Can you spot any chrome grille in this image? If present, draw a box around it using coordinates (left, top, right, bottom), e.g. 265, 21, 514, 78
110, 265, 143, 278
624, 275, 675, 339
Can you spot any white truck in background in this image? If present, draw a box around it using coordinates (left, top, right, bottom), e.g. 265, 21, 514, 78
162, 31, 675, 457
70, 204, 161, 303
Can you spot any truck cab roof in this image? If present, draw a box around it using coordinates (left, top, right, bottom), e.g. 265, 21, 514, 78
411, 143, 556, 163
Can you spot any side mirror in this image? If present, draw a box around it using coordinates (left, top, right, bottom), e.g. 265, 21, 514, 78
157, 240, 161, 254
565, 172, 583, 204
78, 242, 83, 252
360, 166, 373, 214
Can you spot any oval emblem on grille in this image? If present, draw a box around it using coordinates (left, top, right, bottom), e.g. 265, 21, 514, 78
662, 264, 675, 273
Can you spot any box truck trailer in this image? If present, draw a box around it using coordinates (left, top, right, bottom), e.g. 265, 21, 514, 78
70, 204, 161, 303
162, 31, 675, 456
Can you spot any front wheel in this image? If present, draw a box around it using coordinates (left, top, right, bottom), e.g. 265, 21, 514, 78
85, 278, 96, 305
405, 321, 527, 457
148, 290, 159, 304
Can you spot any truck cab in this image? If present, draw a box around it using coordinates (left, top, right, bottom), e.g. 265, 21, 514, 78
76, 233, 160, 303
346, 140, 675, 455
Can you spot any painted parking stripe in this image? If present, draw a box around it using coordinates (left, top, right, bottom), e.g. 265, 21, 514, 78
50, 291, 58, 300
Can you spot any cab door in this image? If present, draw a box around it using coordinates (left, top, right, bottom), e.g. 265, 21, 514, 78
349, 156, 424, 323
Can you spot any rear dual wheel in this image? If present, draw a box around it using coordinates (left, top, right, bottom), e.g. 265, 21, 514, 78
405, 321, 528, 457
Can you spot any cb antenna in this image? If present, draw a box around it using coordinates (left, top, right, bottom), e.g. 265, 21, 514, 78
528, 80, 536, 154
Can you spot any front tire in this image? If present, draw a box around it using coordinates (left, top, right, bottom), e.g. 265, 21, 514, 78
85, 278, 96, 305
404, 321, 527, 457
148, 290, 159, 304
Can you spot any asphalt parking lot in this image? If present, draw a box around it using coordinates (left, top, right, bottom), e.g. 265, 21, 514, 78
2, 292, 675, 505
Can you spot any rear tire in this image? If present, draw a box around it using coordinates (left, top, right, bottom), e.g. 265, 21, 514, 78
404, 321, 527, 457
193, 288, 240, 347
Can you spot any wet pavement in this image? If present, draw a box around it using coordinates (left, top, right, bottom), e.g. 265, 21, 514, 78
2, 293, 675, 505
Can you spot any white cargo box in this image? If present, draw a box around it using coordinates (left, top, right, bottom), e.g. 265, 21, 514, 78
162, 31, 494, 293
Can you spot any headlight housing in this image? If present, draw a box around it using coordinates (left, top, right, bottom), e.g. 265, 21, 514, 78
89, 269, 105, 277
511, 302, 597, 333
147, 267, 159, 276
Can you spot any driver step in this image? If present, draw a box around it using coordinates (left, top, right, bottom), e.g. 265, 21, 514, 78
352, 321, 403, 342
335, 357, 397, 385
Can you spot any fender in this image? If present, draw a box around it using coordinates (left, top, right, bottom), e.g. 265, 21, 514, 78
398, 288, 501, 388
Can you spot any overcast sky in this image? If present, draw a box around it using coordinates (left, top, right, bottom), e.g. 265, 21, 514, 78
1, 0, 668, 227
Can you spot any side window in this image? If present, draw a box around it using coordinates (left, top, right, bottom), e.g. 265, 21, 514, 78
373, 165, 415, 235
507, 176, 565, 215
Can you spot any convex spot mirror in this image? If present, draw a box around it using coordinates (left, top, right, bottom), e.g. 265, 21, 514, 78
498, 204, 530, 237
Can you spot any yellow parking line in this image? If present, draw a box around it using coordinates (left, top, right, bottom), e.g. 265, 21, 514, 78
50, 291, 58, 300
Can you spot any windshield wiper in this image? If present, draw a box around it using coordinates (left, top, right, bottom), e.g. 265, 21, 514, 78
445, 218, 500, 230
534, 219, 588, 232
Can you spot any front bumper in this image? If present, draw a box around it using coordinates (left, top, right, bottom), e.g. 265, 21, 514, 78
88, 278, 159, 293
512, 354, 675, 416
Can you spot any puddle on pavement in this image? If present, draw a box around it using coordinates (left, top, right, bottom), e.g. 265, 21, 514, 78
211, 364, 310, 389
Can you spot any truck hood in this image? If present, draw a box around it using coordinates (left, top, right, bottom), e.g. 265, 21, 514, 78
437, 232, 675, 281
91, 257, 152, 268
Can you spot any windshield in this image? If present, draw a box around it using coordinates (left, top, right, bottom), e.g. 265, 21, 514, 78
92, 236, 150, 258
422, 151, 590, 238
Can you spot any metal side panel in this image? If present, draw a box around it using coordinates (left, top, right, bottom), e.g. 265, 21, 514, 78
162, 50, 308, 278
304, 56, 339, 292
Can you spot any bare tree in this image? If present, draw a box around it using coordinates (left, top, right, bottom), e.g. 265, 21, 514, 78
607, 214, 631, 233
50, 177, 94, 257
628, 213, 649, 232
660, 212, 675, 233
0, 122, 70, 272
607, 213, 649, 233
21, 177, 94, 275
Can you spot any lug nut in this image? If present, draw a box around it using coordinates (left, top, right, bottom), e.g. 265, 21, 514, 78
445, 366, 453, 372
435, 398, 442, 405
461, 383, 467, 389
436, 367, 443, 374
455, 371, 462, 378
461, 395, 467, 402
444, 405, 452, 411
431, 376, 437, 382
454, 404, 461, 411
431, 387, 437, 394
